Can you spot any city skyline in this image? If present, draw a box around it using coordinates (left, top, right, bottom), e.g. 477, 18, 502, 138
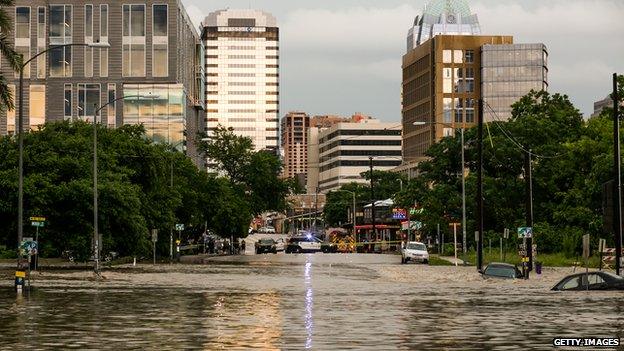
184, 0, 623, 119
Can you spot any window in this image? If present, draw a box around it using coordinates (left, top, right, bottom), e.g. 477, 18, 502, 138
107, 83, 116, 127
64, 84, 72, 120
453, 50, 463, 63
29, 85, 45, 129
122, 4, 146, 77
454, 98, 463, 123
442, 50, 452, 63
465, 50, 474, 63
443, 98, 452, 123
443, 68, 452, 93
84, 5, 93, 77
50, 5, 72, 77
7, 85, 15, 134
15, 7, 30, 78
77, 83, 101, 122
100, 5, 109, 77
152, 4, 168, 77
36, 7, 45, 78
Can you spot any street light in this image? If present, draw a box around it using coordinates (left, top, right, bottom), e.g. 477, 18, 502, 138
413, 120, 467, 265
336, 189, 357, 246
168, 140, 185, 263
91, 92, 158, 275
16, 42, 110, 276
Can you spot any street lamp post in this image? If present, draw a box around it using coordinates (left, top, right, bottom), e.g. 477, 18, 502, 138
337, 189, 357, 246
92, 93, 157, 275
15, 42, 109, 280
413, 121, 467, 265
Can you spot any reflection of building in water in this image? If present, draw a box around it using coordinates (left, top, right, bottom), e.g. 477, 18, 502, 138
203, 291, 283, 349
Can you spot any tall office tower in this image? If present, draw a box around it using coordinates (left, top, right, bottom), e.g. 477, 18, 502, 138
482, 44, 548, 121
0, 0, 206, 167
317, 118, 402, 193
407, 0, 480, 52
201, 9, 280, 165
281, 111, 310, 180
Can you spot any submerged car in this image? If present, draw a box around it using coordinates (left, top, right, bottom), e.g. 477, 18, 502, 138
255, 238, 277, 254
285, 235, 322, 253
401, 241, 429, 264
480, 262, 523, 279
551, 271, 624, 291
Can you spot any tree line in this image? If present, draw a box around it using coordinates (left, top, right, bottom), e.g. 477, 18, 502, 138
0, 123, 294, 260
325, 82, 624, 257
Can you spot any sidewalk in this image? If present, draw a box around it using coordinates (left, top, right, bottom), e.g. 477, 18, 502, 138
438, 255, 470, 266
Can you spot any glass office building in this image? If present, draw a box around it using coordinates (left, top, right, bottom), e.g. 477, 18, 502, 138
481, 44, 549, 121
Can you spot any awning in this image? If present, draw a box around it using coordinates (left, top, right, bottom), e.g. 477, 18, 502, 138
355, 224, 401, 230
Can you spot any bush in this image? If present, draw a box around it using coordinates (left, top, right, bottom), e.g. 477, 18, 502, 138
0, 245, 16, 259
442, 243, 455, 256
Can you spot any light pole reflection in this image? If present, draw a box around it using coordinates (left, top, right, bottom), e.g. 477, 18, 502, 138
304, 259, 314, 349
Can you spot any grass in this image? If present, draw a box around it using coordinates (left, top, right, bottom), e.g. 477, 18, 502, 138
427, 255, 454, 266
455, 250, 603, 268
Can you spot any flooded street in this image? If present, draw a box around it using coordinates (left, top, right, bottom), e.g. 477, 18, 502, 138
0, 254, 623, 350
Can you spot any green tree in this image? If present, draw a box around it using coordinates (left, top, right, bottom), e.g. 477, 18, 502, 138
0, 0, 21, 110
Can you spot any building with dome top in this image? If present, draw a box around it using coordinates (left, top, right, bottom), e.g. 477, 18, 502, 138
407, 0, 481, 52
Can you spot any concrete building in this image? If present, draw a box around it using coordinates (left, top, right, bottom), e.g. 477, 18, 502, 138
592, 95, 615, 118
280, 111, 309, 180
481, 44, 548, 121
0, 0, 206, 165
317, 118, 402, 193
201, 9, 279, 162
407, 0, 480, 52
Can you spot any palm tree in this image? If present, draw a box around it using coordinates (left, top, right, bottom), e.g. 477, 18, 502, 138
0, 0, 22, 111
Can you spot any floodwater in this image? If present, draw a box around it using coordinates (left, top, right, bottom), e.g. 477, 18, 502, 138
0, 254, 623, 350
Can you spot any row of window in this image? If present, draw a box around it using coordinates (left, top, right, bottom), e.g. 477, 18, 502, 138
319, 129, 401, 144
442, 49, 474, 64
319, 160, 401, 173
14, 4, 169, 79
319, 139, 402, 154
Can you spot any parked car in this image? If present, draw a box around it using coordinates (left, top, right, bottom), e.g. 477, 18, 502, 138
285, 235, 322, 253
551, 271, 624, 291
401, 241, 429, 264
480, 262, 523, 279
275, 238, 286, 252
255, 238, 277, 254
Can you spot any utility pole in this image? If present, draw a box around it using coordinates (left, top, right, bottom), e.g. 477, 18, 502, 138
476, 99, 484, 271
369, 157, 377, 241
613, 73, 622, 276
93, 104, 100, 276
525, 150, 534, 279
461, 127, 467, 265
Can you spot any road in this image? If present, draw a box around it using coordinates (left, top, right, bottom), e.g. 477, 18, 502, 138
0, 253, 623, 350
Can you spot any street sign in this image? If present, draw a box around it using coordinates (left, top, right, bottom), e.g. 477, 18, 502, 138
20, 239, 37, 256
31, 221, 44, 227
392, 208, 407, 220
151, 229, 158, 243
503, 228, 509, 239
29, 216, 46, 222
175, 224, 184, 231
517, 227, 533, 238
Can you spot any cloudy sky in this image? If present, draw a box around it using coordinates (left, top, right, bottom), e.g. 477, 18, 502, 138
184, 0, 624, 121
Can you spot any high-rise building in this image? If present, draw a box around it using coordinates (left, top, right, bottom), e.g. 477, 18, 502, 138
0, 0, 206, 166
482, 44, 548, 121
281, 111, 310, 179
592, 95, 615, 118
317, 118, 402, 193
407, 0, 480, 52
201, 9, 279, 162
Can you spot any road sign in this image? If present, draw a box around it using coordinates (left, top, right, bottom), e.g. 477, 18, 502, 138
29, 216, 46, 222
31, 221, 44, 227
392, 208, 407, 220
151, 229, 158, 243
175, 224, 184, 231
517, 227, 533, 238
503, 228, 509, 239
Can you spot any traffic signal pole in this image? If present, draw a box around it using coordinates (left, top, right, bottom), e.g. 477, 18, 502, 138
476, 99, 484, 271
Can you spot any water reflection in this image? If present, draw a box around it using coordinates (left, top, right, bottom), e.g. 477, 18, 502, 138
304, 259, 313, 349
0, 261, 623, 350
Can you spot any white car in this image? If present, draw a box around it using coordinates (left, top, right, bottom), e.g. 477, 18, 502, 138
275, 238, 285, 252
402, 241, 429, 264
